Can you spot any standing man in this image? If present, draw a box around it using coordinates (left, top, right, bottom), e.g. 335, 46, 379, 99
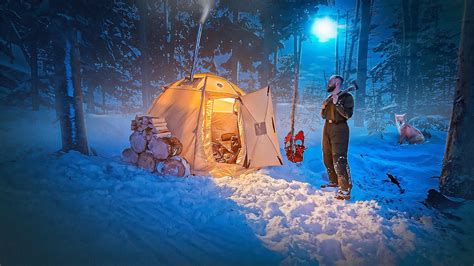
320, 75, 354, 200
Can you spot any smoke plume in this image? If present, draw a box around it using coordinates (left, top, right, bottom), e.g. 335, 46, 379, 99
198, 0, 214, 24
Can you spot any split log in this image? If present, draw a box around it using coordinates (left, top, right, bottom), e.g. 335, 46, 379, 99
156, 156, 190, 177
150, 125, 169, 131
167, 136, 183, 156
145, 134, 151, 142
130, 131, 147, 153
137, 151, 156, 172
148, 136, 183, 160
149, 117, 166, 124
154, 132, 172, 138
121, 148, 138, 164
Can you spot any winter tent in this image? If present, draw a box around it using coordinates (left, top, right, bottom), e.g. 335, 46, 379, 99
147, 73, 283, 176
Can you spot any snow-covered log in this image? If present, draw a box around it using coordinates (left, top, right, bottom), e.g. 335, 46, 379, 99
121, 148, 139, 164
148, 136, 183, 160
130, 131, 147, 153
156, 156, 190, 177
127, 115, 188, 176
131, 115, 171, 137
137, 151, 156, 172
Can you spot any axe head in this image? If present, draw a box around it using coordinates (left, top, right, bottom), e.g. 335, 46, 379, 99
348, 80, 359, 92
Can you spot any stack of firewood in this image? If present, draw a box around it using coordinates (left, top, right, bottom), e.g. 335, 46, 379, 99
122, 115, 190, 177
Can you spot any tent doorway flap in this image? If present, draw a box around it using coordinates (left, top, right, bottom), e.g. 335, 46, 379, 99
209, 98, 242, 164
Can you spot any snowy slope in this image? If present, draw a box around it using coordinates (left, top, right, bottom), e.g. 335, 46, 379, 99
0, 106, 473, 265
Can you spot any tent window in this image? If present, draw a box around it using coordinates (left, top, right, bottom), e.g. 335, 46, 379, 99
254, 122, 267, 135
210, 98, 241, 164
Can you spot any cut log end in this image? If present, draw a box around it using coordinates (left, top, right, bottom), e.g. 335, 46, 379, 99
137, 151, 156, 172
121, 148, 138, 164
148, 136, 182, 160
130, 131, 147, 153
157, 156, 190, 177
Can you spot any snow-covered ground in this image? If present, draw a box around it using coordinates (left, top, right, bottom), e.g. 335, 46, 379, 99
1, 105, 473, 265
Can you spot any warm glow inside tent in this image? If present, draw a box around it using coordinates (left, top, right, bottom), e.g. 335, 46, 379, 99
147, 73, 283, 176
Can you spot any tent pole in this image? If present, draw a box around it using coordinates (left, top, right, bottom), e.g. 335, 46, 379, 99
192, 76, 208, 172
289, 32, 302, 149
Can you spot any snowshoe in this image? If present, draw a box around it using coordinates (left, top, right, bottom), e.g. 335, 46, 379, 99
335, 189, 351, 200
284, 130, 306, 163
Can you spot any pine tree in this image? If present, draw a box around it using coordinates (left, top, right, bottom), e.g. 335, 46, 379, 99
354, 0, 372, 127
440, 0, 474, 199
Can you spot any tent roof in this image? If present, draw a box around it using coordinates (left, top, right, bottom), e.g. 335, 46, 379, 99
166, 73, 245, 97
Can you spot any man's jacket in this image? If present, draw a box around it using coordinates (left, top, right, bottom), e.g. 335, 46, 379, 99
321, 92, 354, 122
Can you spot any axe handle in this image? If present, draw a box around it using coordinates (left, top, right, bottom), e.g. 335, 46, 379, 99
328, 82, 359, 99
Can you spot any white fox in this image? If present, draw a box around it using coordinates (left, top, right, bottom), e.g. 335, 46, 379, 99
395, 114, 425, 144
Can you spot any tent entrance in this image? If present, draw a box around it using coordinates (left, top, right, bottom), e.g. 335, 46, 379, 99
208, 98, 242, 164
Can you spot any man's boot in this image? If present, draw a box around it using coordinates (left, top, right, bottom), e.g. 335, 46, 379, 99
321, 182, 338, 188
321, 169, 338, 188
335, 189, 351, 200
335, 174, 352, 200
333, 155, 352, 200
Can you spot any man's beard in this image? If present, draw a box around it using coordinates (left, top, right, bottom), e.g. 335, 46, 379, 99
327, 85, 336, 92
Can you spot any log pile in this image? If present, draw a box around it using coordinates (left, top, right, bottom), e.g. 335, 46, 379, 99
122, 115, 190, 177
212, 133, 241, 164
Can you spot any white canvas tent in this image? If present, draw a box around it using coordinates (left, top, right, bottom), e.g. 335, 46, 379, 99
147, 73, 283, 176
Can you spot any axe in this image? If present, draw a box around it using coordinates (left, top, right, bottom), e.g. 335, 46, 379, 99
327, 80, 359, 99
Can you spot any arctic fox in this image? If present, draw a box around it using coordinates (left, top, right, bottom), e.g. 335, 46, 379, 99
395, 114, 425, 144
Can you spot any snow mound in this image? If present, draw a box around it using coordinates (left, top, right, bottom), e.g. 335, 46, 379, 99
216, 173, 409, 265
1, 107, 473, 265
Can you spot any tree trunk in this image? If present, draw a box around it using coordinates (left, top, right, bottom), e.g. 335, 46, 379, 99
164, 0, 170, 43
31, 42, 40, 111
344, 0, 361, 82
101, 86, 107, 114
87, 86, 95, 113
354, 0, 371, 127
70, 30, 89, 154
397, 0, 410, 111
440, 0, 474, 199
260, 13, 273, 86
231, 10, 240, 84
138, 0, 151, 109
342, 11, 349, 82
273, 46, 278, 75
406, 0, 420, 115
55, 33, 88, 155
168, 0, 177, 75
55, 75, 73, 151
335, 10, 340, 74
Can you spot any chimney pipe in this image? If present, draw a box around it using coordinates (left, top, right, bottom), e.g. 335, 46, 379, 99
190, 23, 203, 82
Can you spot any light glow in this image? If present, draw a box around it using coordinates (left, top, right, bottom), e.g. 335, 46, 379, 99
311, 17, 338, 42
